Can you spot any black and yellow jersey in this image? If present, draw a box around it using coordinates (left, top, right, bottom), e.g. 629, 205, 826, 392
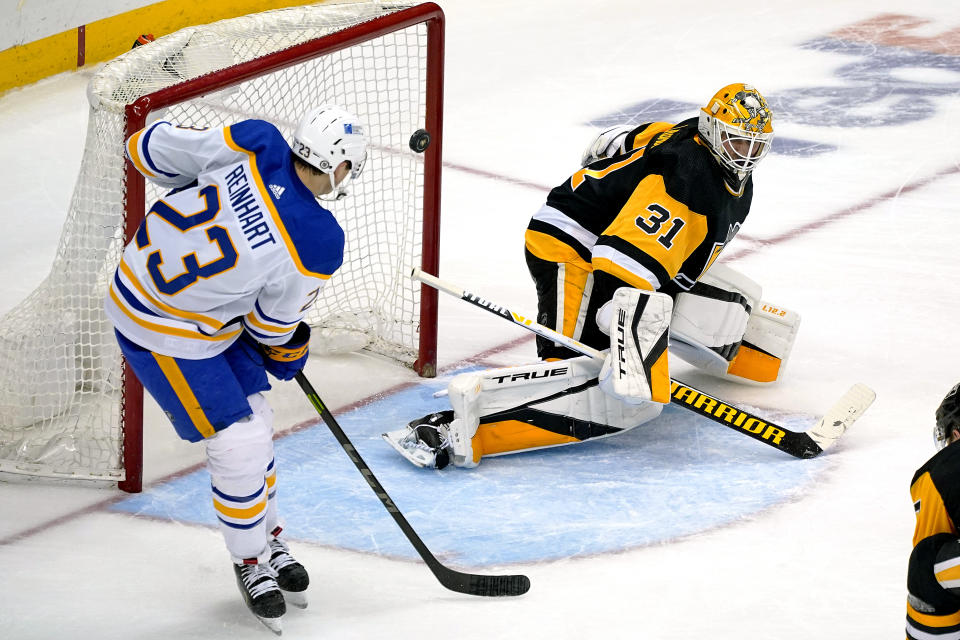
907, 441, 960, 638
525, 117, 752, 299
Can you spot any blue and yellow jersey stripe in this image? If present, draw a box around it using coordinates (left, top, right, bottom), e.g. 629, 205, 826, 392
243, 300, 298, 341
108, 272, 242, 344
222, 126, 335, 280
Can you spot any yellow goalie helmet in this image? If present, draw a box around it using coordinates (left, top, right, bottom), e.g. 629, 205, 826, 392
697, 83, 774, 179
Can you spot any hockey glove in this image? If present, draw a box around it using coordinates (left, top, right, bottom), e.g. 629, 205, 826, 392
597, 287, 672, 405
259, 322, 311, 381
581, 124, 633, 167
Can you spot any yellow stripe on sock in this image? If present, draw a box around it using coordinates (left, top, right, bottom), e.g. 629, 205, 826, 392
213, 496, 267, 519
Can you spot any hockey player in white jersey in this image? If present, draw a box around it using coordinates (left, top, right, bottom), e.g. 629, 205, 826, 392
105, 104, 368, 633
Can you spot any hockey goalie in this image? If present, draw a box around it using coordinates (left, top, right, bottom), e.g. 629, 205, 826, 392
384, 83, 801, 469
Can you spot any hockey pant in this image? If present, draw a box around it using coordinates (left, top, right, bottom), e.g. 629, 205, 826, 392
447, 356, 662, 467
525, 247, 609, 360
115, 330, 280, 562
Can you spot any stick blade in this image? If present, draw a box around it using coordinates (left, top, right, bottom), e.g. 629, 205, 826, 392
805, 383, 876, 453
437, 567, 531, 597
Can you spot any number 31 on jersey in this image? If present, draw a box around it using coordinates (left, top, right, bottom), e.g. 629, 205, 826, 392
635, 203, 685, 249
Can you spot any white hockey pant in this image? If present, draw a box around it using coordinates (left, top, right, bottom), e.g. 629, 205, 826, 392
204, 392, 278, 563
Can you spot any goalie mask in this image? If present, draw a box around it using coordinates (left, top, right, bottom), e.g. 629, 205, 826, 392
697, 83, 774, 180
293, 104, 368, 200
934, 382, 960, 450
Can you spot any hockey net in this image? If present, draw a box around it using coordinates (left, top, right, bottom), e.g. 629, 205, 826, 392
0, 1, 443, 491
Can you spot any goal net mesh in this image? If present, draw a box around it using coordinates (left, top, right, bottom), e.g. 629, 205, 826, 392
0, 1, 432, 483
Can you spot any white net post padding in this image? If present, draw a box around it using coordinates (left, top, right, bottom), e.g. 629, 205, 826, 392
0, 1, 443, 488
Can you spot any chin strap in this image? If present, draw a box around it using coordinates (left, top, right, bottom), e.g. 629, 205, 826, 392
315, 174, 348, 202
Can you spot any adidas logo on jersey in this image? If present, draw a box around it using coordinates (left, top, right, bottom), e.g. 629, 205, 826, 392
269, 184, 285, 199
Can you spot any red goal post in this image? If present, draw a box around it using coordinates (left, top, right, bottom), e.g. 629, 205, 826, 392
0, 2, 444, 493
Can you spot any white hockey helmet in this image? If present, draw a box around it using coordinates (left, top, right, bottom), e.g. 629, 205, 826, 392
292, 104, 368, 199
697, 83, 774, 180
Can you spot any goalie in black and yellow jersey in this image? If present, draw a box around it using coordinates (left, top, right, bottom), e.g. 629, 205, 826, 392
386, 83, 801, 470
907, 384, 960, 639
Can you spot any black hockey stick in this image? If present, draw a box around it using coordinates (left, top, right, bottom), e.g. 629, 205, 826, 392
411, 268, 875, 459
294, 371, 531, 597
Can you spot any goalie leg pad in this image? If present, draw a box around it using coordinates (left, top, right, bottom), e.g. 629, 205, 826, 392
725, 302, 800, 384
597, 287, 673, 405
669, 263, 800, 385
383, 356, 662, 469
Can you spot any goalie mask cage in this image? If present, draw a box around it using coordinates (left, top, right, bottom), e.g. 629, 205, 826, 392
0, 1, 443, 493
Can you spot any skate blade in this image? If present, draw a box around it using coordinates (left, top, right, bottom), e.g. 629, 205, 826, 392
256, 615, 283, 636
282, 589, 308, 609
381, 429, 434, 467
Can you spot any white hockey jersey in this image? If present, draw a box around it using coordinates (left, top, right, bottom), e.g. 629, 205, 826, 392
106, 119, 344, 359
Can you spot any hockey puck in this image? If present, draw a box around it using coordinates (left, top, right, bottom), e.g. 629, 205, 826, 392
409, 129, 431, 153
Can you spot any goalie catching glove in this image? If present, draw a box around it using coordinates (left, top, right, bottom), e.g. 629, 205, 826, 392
596, 287, 673, 405
580, 124, 634, 167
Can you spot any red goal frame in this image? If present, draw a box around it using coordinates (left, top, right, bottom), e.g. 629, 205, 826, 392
118, 3, 444, 493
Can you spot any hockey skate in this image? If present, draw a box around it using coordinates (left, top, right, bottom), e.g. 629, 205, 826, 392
269, 536, 310, 609
382, 411, 454, 469
234, 560, 285, 635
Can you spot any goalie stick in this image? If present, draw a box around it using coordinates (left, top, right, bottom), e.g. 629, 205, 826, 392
411, 268, 875, 459
294, 371, 531, 597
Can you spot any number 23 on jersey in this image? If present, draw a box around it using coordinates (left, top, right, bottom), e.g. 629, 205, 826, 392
135, 185, 239, 296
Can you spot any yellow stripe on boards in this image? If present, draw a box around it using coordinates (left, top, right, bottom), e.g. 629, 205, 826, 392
151, 352, 217, 438
0, 0, 331, 95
